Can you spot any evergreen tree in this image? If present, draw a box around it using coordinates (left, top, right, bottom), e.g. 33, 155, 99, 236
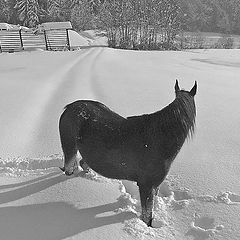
2, 0, 240, 36
232, 0, 240, 34
88, 0, 102, 14
47, 0, 69, 21
0, 0, 9, 22
14, 0, 45, 27
70, 0, 93, 30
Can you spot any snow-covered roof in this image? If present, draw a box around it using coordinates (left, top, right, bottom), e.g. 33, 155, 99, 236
0, 23, 30, 31
0, 23, 19, 30
39, 22, 72, 31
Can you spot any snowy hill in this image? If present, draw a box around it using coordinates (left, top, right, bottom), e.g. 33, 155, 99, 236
0, 48, 240, 239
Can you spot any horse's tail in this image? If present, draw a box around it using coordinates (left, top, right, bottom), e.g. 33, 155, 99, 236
59, 106, 81, 175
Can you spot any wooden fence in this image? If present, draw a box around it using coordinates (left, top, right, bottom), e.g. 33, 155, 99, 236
43, 29, 70, 51
0, 30, 22, 52
0, 30, 45, 53
0, 22, 72, 53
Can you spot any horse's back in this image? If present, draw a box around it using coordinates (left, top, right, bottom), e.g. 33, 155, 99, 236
60, 100, 127, 147
64, 100, 125, 123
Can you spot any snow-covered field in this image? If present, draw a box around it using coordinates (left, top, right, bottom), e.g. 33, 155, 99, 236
0, 45, 240, 239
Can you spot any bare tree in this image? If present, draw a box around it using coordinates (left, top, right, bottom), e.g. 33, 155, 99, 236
99, 0, 181, 50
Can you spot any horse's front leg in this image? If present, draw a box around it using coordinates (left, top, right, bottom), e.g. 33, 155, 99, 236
138, 183, 154, 227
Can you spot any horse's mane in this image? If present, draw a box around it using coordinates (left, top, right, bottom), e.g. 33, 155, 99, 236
154, 91, 196, 140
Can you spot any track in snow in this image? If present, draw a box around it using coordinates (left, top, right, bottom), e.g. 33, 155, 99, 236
0, 48, 104, 158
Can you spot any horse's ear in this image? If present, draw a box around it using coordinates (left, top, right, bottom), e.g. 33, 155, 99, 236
190, 81, 197, 97
175, 79, 180, 92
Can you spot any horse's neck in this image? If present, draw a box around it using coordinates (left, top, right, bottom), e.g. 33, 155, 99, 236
151, 99, 193, 139
126, 96, 194, 141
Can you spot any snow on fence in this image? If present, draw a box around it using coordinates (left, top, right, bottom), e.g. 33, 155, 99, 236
0, 22, 72, 53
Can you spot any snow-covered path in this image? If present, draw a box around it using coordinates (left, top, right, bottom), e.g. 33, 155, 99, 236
0, 48, 240, 240
0, 48, 104, 158
1, 48, 240, 196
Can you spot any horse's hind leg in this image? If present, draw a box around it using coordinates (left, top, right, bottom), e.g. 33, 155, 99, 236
138, 182, 154, 227
59, 112, 79, 176
60, 149, 78, 176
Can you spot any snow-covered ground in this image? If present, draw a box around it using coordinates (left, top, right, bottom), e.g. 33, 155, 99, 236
0, 46, 240, 239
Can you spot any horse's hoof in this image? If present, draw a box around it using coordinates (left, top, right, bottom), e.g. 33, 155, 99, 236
73, 166, 82, 176
141, 215, 153, 227
59, 167, 73, 176
65, 171, 74, 176
147, 218, 153, 227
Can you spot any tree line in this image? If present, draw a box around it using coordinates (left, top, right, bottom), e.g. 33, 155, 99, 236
0, 0, 240, 50
0, 0, 104, 28
0, 0, 182, 50
179, 0, 240, 35
1, 0, 240, 34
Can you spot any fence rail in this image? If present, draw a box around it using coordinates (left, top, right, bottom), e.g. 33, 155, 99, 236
0, 31, 22, 52
21, 31, 45, 49
44, 29, 70, 51
0, 28, 71, 53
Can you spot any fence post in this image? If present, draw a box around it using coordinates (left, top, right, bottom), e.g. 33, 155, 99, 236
66, 29, 70, 50
19, 29, 24, 50
44, 30, 48, 50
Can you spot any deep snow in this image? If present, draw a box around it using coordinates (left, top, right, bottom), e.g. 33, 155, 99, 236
0, 47, 240, 239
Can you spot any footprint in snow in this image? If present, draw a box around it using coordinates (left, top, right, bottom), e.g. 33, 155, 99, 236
217, 191, 240, 205
186, 216, 224, 240
158, 181, 193, 210
197, 191, 240, 205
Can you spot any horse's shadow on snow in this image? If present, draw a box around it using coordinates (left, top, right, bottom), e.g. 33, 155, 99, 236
0, 171, 135, 240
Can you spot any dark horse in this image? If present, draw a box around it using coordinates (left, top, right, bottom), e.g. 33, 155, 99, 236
59, 80, 197, 226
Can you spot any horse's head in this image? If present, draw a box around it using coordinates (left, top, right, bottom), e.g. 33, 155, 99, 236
175, 80, 197, 98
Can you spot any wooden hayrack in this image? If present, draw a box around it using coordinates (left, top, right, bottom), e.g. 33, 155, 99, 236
0, 23, 44, 53
39, 22, 72, 51
0, 22, 72, 53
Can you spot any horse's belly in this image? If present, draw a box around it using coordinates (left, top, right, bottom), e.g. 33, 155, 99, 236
80, 145, 139, 181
